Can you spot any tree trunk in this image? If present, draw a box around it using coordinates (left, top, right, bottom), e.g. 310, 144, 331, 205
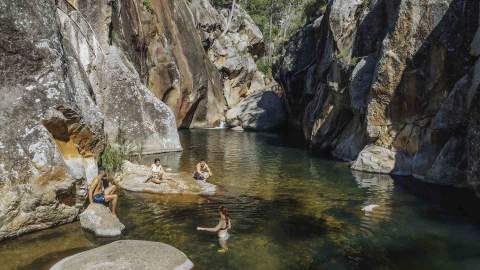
267, 0, 274, 63
221, 0, 236, 36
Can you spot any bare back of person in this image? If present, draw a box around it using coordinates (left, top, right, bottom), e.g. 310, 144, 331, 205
89, 170, 119, 216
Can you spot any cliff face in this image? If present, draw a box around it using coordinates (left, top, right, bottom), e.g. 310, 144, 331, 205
112, 0, 226, 128
0, 0, 182, 240
190, 0, 287, 131
0, 0, 275, 240
274, 0, 480, 190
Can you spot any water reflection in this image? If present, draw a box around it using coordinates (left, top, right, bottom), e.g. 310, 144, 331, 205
2, 130, 480, 270
353, 171, 394, 235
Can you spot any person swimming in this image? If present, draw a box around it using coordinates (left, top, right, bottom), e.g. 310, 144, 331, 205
88, 168, 119, 216
193, 160, 213, 181
145, 158, 171, 184
197, 206, 231, 252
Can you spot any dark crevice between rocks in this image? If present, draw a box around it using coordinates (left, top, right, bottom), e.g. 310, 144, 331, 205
180, 89, 207, 129
388, 0, 479, 185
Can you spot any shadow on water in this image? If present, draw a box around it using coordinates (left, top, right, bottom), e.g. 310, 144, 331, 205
3, 130, 480, 270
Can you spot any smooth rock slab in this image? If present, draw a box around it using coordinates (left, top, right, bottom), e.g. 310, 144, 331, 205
226, 91, 286, 131
79, 204, 125, 237
115, 161, 216, 195
50, 240, 194, 270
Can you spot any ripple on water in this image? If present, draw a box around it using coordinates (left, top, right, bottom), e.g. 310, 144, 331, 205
3, 130, 480, 270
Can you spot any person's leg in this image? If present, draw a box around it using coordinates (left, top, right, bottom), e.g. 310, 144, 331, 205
218, 238, 228, 253
151, 178, 162, 184
105, 194, 118, 216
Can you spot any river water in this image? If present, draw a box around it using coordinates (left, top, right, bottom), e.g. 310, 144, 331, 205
2, 130, 480, 270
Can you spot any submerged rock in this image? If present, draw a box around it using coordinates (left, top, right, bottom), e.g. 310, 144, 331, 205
49, 240, 194, 270
115, 162, 216, 195
79, 204, 125, 237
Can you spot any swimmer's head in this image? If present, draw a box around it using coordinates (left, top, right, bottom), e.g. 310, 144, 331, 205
219, 205, 229, 219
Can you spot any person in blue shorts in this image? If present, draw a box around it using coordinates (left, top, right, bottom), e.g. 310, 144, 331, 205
193, 160, 213, 181
88, 168, 119, 217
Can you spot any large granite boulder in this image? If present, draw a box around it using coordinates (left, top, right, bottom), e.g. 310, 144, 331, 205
226, 90, 286, 131
0, 0, 185, 241
115, 161, 216, 195
49, 240, 194, 270
58, 2, 182, 152
79, 203, 125, 237
0, 0, 104, 241
274, 0, 480, 190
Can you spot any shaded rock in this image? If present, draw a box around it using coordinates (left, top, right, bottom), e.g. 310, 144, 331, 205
49, 240, 193, 270
79, 203, 125, 237
226, 91, 286, 131
275, 0, 480, 190
424, 137, 467, 186
115, 161, 216, 195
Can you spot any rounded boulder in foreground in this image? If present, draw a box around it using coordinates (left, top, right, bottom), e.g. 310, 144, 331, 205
49, 240, 194, 270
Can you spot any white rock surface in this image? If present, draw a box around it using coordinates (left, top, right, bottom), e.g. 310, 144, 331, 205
79, 204, 125, 237
50, 240, 194, 270
115, 161, 216, 195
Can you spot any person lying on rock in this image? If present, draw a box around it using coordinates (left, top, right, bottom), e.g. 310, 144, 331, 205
88, 168, 119, 217
193, 160, 213, 181
145, 158, 172, 184
197, 205, 231, 253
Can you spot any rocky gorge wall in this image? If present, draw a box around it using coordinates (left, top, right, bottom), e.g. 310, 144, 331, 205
0, 0, 282, 241
274, 0, 480, 193
0, 0, 183, 240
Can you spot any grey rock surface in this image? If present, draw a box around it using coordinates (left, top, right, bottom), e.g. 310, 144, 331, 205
116, 161, 216, 195
79, 203, 125, 237
274, 0, 480, 190
226, 91, 286, 131
49, 240, 194, 270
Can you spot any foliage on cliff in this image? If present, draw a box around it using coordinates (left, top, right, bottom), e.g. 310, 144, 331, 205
211, 0, 326, 64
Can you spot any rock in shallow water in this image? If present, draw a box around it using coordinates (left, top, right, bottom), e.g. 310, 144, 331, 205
49, 240, 194, 270
115, 162, 216, 195
79, 204, 125, 237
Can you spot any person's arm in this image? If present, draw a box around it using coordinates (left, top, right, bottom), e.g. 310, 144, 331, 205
88, 176, 99, 204
206, 164, 213, 176
197, 219, 224, 232
196, 163, 202, 174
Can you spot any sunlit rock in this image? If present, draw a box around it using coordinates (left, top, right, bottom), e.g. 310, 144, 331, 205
79, 203, 125, 237
115, 161, 216, 195
49, 240, 194, 270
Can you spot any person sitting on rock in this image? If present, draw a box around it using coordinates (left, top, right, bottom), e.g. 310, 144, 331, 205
145, 158, 171, 184
88, 168, 119, 217
193, 160, 213, 181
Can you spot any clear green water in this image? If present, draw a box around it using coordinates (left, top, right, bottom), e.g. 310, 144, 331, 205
2, 130, 480, 270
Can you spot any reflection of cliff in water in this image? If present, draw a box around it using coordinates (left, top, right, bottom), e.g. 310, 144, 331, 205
353, 171, 394, 235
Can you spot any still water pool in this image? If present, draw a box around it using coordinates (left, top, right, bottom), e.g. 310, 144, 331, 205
2, 130, 480, 270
